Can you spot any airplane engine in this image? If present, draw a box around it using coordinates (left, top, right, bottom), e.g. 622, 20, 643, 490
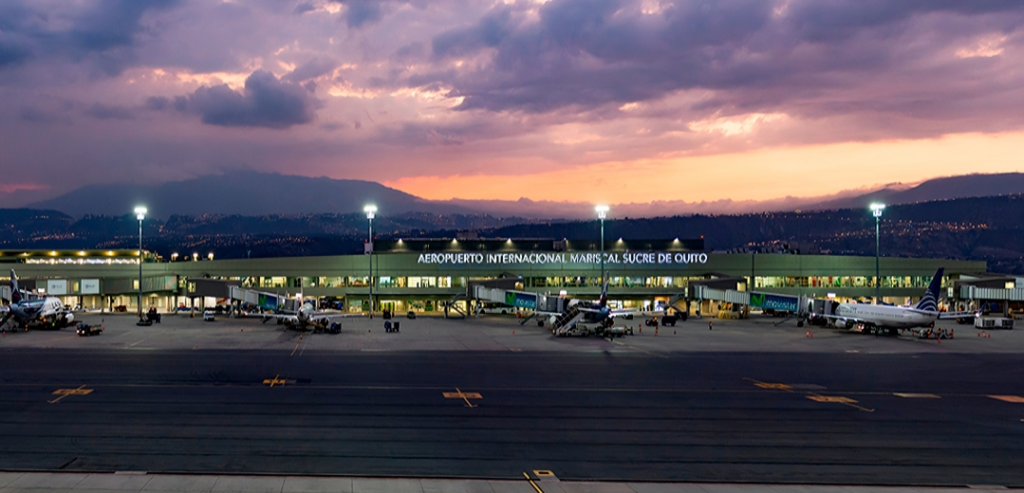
60, 313, 74, 326
845, 320, 855, 329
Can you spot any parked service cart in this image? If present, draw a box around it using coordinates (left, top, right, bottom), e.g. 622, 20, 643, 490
975, 317, 1013, 330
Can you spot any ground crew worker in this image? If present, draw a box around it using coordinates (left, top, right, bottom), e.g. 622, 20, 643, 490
709, 321, 713, 330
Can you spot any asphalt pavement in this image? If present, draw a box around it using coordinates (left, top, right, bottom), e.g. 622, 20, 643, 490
0, 315, 1022, 487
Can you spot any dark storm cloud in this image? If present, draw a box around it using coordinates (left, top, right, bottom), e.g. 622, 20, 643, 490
419, 0, 1024, 118
172, 70, 322, 129
786, 0, 1024, 42
0, 0, 182, 75
330, 0, 426, 28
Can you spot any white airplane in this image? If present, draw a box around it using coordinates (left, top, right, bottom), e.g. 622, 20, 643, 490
535, 280, 639, 331
1, 270, 75, 330
829, 268, 972, 335
261, 299, 362, 331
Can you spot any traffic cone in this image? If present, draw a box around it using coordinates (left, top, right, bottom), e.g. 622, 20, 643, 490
951, 329, 954, 339
512, 330, 515, 335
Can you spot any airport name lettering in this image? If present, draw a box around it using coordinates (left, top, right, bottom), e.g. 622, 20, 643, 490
417, 252, 708, 265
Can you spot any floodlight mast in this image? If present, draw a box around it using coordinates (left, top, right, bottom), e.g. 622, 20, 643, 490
595, 205, 609, 292
364, 205, 377, 318
870, 203, 886, 304
134, 206, 147, 321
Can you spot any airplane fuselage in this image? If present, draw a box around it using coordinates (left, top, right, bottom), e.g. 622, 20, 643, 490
4, 297, 70, 327
835, 303, 937, 329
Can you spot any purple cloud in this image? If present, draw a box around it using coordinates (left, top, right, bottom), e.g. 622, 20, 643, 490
172, 70, 322, 129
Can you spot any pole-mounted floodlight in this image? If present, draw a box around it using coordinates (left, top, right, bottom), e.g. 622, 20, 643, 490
364, 205, 377, 318
595, 205, 609, 295
870, 203, 885, 304
133, 206, 147, 322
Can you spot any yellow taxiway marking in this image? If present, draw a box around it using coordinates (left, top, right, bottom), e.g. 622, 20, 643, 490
807, 395, 858, 404
989, 395, 1024, 403
443, 388, 482, 408
290, 333, 305, 357
523, 472, 544, 493
263, 375, 287, 387
894, 393, 941, 399
48, 385, 92, 404
744, 378, 793, 392
533, 470, 555, 477
807, 393, 875, 412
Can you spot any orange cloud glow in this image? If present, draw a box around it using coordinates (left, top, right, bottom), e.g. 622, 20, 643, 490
385, 131, 1024, 204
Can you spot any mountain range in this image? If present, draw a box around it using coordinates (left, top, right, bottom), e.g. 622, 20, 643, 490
5, 193, 1024, 274
21, 172, 1024, 219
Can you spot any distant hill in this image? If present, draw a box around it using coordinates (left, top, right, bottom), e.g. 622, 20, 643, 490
25, 171, 1024, 219
5, 194, 1024, 273
26, 172, 474, 219
807, 173, 1024, 211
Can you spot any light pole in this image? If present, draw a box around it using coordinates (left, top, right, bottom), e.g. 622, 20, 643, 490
134, 206, 147, 321
870, 203, 885, 304
364, 205, 377, 318
595, 205, 609, 292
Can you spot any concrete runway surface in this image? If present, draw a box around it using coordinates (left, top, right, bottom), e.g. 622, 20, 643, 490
0, 314, 1022, 487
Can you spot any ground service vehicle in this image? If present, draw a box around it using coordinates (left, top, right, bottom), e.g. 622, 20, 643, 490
203, 310, 215, 322
76, 323, 102, 336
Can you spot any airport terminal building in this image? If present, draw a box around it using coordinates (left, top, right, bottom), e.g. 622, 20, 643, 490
0, 237, 994, 315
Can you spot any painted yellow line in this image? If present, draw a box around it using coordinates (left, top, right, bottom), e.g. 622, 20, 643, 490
290, 334, 304, 357
807, 395, 858, 404
523, 472, 544, 493
533, 470, 555, 477
894, 393, 941, 399
989, 395, 1024, 403
806, 393, 874, 412
443, 388, 481, 407
744, 378, 793, 392
48, 384, 90, 404
263, 374, 286, 387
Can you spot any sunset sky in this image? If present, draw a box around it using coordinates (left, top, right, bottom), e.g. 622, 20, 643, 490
2, 0, 1023, 209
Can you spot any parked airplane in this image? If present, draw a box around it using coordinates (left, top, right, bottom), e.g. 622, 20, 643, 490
1, 270, 75, 330
261, 299, 361, 331
537, 280, 638, 331
828, 268, 972, 334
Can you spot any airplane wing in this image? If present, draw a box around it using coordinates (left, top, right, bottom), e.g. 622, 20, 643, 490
261, 313, 299, 324
577, 307, 638, 318
308, 312, 364, 323
937, 311, 976, 320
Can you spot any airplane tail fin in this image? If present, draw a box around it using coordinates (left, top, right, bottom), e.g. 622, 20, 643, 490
599, 278, 609, 308
914, 268, 943, 312
10, 270, 21, 304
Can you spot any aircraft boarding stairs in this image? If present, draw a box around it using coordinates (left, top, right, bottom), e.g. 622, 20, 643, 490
551, 305, 584, 336
441, 293, 467, 319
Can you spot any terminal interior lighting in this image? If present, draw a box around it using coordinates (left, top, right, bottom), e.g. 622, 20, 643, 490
595, 204, 609, 220
870, 202, 886, 218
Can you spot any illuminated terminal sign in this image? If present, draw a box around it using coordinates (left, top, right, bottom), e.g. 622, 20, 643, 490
416, 252, 709, 266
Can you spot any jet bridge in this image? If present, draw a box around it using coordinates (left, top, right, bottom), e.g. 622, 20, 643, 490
691, 285, 808, 320
228, 286, 299, 313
